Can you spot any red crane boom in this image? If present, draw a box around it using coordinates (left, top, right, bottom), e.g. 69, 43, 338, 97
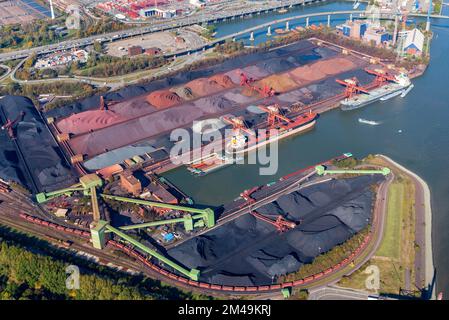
250, 211, 297, 232
336, 77, 369, 98
365, 68, 397, 86
257, 104, 292, 127
222, 115, 254, 136
1, 111, 25, 138
239, 72, 276, 98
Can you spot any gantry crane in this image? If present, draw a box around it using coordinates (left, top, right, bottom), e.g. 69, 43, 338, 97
250, 211, 297, 233
365, 68, 397, 86
336, 77, 369, 98
1, 111, 25, 139
222, 115, 254, 137
257, 104, 292, 128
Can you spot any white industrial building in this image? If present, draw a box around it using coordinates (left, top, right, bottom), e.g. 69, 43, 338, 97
403, 28, 425, 55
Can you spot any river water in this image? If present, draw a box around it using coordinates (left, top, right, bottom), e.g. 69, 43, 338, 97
164, 1, 449, 294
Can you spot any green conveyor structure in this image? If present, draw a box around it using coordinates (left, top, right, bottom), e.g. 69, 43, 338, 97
36, 173, 103, 204
315, 165, 391, 176
35, 183, 85, 203
35, 174, 215, 281
91, 221, 200, 280
100, 194, 215, 229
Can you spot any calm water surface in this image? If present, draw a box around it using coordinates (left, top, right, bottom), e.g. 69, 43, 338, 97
165, 2, 449, 293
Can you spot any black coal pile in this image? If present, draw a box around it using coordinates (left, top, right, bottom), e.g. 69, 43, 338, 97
0, 129, 27, 186
168, 175, 383, 286
0, 96, 77, 193
256, 57, 297, 74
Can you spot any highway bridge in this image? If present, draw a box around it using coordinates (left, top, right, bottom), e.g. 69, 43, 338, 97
0, 0, 324, 63
1, 0, 448, 63
167, 10, 449, 58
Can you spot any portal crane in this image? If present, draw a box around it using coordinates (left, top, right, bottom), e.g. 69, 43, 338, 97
365, 68, 397, 86
336, 77, 369, 98
250, 211, 297, 233
1, 111, 25, 139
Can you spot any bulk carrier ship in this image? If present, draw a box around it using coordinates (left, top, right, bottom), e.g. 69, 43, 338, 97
186, 106, 317, 175
340, 73, 411, 111
225, 108, 318, 156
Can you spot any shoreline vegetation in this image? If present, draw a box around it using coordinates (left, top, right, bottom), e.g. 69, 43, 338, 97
1, 27, 429, 112
337, 154, 434, 299
0, 225, 212, 300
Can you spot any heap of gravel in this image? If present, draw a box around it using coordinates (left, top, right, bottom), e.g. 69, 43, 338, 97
44, 40, 318, 121
256, 57, 297, 74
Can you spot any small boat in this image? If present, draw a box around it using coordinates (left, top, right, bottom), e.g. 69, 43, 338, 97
380, 90, 403, 101
278, 8, 288, 13
401, 84, 414, 97
353, 0, 360, 9
358, 118, 381, 126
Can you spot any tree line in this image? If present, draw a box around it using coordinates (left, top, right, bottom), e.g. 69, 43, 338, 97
0, 225, 211, 300
0, 17, 131, 52
78, 54, 166, 78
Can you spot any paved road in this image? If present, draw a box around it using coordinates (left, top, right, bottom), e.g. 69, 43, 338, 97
2, 3, 447, 63
309, 286, 371, 300
0, 64, 11, 81
0, 0, 320, 63
378, 155, 434, 298
0, 161, 396, 297
6, 51, 203, 89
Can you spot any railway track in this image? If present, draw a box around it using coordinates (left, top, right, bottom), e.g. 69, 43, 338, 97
0, 174, 392, 297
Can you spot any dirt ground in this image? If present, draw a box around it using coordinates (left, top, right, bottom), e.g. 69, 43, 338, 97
0, 1, 43, 26
106, 28, 206, 57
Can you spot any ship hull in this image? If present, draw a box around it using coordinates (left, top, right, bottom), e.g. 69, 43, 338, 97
341, 83, 408, 111
226, 119, 316, 156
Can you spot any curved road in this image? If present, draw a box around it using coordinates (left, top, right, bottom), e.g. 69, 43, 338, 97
0, 0, 324, 63
0, 64, 11, 82
1, 6, 447, 63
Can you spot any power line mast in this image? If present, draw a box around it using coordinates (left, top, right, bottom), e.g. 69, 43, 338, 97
49, 0, 55, 19
426, 0, 432, 32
